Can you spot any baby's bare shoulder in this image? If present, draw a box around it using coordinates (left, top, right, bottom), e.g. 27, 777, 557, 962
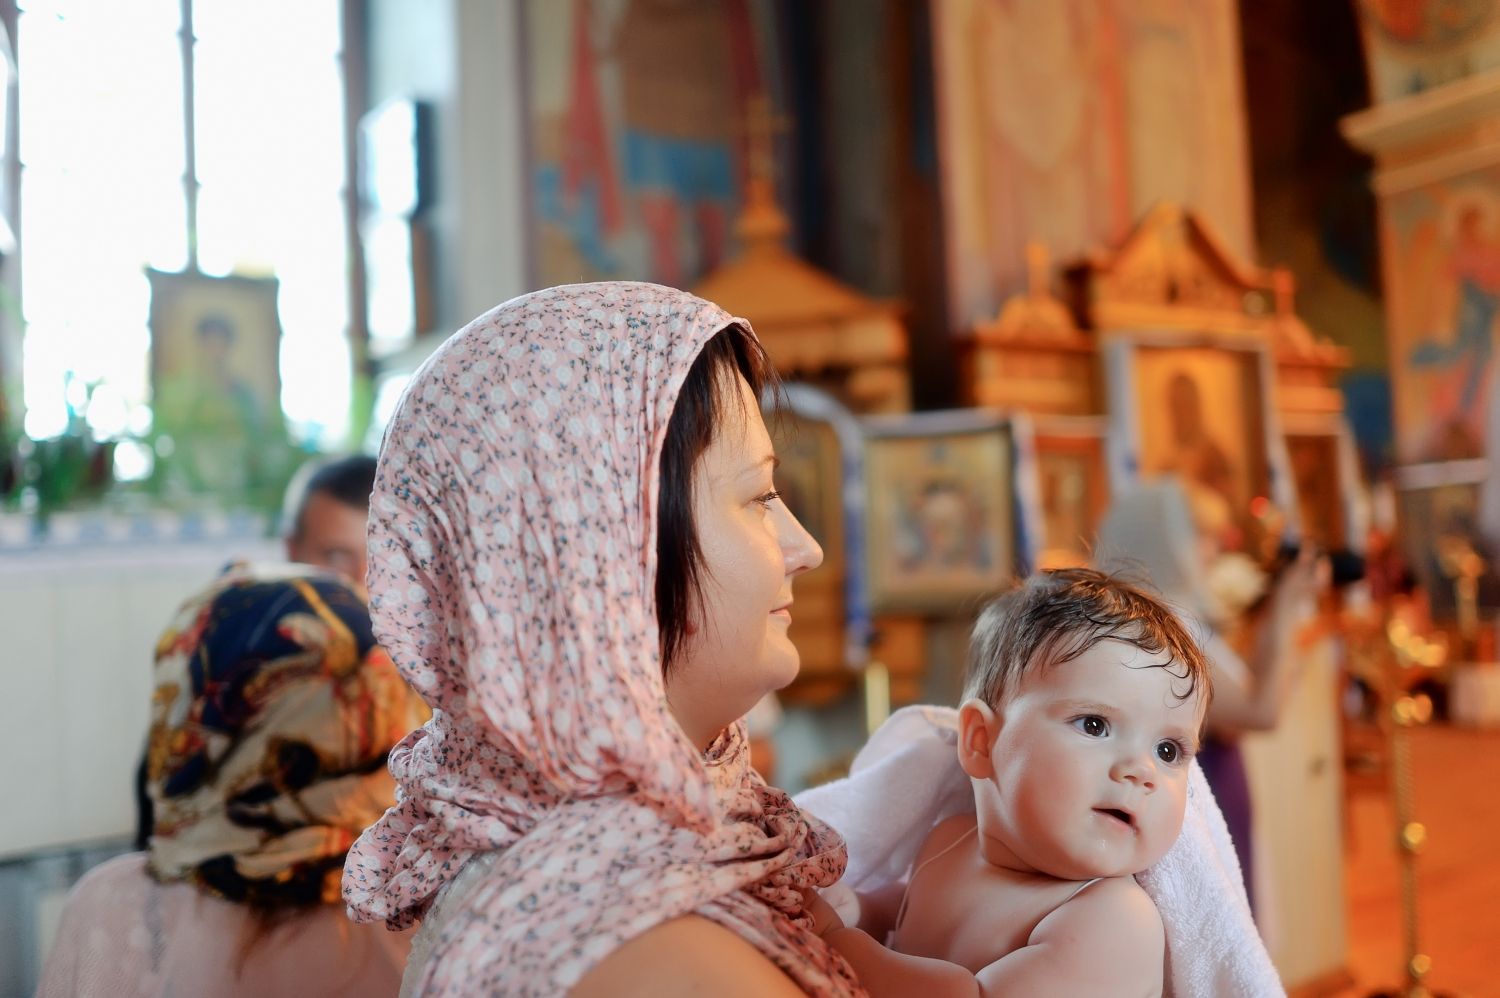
1036, 875, 1161, 937
1028, 877, 1164, 986
969, 878, 1165, 996
966, 882, 1164, 996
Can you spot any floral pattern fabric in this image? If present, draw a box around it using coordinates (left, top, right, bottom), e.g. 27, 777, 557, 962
147, 561, 426, 907
342, 283, 863, 996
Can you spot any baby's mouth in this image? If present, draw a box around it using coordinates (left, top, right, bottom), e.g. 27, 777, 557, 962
1095, 807, 1135, 829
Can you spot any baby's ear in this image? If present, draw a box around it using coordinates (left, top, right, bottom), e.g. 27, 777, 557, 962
957, 698, 999, 780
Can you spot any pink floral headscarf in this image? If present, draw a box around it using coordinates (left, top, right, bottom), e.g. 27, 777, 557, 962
343, 283, 863, 996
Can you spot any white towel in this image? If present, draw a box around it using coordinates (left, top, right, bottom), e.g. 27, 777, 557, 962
794, 705, 1284, 998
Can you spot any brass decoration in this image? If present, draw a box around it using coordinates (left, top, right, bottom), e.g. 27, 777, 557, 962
1351, 614, 1456, 998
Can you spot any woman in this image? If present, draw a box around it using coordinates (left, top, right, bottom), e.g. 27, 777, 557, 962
1094, 478, 1322, 912
342, 283, 863, 996
38, 564, 428, 997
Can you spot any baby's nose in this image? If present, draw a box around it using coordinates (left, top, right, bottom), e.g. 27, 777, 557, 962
1110, 752, 1157, 790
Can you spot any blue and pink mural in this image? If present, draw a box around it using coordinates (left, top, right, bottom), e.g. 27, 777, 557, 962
526, 0, 786, 289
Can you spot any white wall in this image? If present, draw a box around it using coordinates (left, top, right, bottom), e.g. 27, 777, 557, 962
0, 538, 280, 859
366, 0, 529, 338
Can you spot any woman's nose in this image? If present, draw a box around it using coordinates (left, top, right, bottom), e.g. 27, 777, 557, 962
776, 500, 824, 576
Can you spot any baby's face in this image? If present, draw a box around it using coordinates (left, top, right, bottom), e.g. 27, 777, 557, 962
973, 639, 1205, 880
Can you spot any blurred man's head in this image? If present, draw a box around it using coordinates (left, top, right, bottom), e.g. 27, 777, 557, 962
283, 455, 378, 586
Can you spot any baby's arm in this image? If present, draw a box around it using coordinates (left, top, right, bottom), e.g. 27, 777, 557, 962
969, 877, 1166, 998
822, 877, 1165, 998
804, 888, 987, 997
823, 926, 989, 998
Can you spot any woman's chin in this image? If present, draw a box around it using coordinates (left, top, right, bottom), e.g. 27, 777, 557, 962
763, 645, 802, 692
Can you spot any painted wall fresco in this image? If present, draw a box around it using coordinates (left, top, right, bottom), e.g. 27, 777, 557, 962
1355, 0, 1500, 101
525, 0, 785, 289
930, 0, 1254, 327
1384, 174, 1500, 463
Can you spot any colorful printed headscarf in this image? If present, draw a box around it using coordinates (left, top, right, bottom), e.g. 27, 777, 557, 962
342, 283, 862, 995
147, 562, 425, 909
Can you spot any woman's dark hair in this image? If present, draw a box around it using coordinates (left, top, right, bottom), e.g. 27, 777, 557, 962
656, 324, 775, 672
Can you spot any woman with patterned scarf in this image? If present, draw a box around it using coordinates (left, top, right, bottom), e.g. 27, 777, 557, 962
37, 563, 429, 997
341, 283, 863, 996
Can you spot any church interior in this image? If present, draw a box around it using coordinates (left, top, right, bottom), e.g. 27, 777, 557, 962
2, 1, 1499, 995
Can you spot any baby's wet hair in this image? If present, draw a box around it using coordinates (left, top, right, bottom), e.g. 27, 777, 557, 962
963, 567, 1211, 710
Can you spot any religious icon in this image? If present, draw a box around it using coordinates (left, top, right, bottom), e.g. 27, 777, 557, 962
1032, 429, 1108, 570
862, 412, 1013, 613
764, 383, 862, 704
1132, 344, 1271, 548
1286, 430, 1348, 551
147, 269, 285, 497
1396, 478, 1500, 623
770, 412, 839, 552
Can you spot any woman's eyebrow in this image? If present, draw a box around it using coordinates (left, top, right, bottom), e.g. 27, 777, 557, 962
735, 454, 779, 478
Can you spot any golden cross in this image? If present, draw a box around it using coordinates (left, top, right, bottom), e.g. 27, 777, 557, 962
1025, 242, 1052, 299
1271, 267, 1297, 318
740, 93, 790, 187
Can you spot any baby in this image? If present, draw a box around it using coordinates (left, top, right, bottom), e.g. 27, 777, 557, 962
818, 568, 1211, 997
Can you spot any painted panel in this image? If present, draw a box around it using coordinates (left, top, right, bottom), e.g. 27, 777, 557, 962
930, 0, 1253, 327
525, 0, 785, 289
1383, 175, 1500, 463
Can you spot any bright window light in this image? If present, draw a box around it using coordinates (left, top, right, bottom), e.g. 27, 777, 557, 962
16, 0, 351, 452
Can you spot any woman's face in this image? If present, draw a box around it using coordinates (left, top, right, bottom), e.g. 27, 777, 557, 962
665, 373, 823, 749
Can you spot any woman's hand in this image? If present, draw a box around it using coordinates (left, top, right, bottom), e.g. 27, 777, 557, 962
1207, 546, 1329, 733
1270, 546, 1326, 609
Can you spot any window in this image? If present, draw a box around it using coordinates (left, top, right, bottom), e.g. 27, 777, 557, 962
15, 0, 353, 473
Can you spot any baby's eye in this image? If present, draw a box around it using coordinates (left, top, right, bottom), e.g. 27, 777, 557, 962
1156, 740, 1183, 765
1072, 715, 1108, 738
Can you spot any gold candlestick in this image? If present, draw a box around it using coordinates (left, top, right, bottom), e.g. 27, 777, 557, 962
1434, 533, 1485, 660
1367, 620, 1452, 998
863, 660, 891, 736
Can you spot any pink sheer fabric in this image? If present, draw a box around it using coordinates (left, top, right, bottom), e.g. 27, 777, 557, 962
342, 283, 862, 996
37, 854, 411, 998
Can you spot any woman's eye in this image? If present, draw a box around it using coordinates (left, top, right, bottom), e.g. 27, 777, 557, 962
753, 490, 781, 509
1073, 715, 1108, 738
1156, 740, 1181, 765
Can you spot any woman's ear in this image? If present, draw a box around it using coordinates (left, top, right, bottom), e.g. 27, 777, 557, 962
957, 698, 999, 780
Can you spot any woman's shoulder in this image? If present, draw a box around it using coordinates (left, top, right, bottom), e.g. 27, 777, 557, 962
54, 852, 153, 919
36, 853, 155, 998
569, 914, 807, 998
71, 850, 150, 888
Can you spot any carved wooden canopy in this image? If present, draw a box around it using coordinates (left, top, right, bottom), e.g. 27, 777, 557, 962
1075, 201, 1272, 336
966, 242, 1097, 415
693, 177, 910, 414
968, 202, 1351, 418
